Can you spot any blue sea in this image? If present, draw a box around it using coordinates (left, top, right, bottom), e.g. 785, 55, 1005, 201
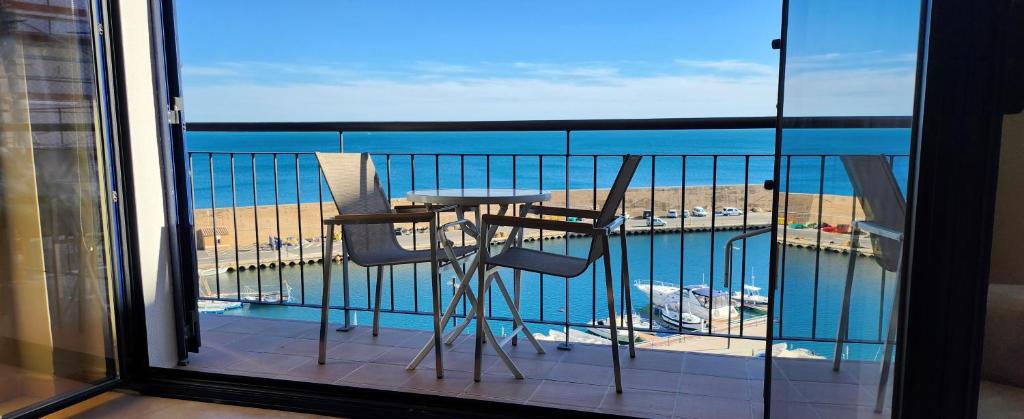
187, 128, 910, 361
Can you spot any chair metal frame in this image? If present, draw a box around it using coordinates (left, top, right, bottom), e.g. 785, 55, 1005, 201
831, 155, 906, 413
315, 152, 473, 378
477, 155, 642, 393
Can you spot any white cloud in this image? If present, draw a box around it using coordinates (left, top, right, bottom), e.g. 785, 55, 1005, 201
412, 61, 473, 74
184, 73, 777, 121
675, 59, 777, 75
180, 57, 916, 121
182, 65, 239, 77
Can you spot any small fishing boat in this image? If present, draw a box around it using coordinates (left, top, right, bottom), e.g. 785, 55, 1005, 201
586, 313, 655, 343
732, 284, 769, 313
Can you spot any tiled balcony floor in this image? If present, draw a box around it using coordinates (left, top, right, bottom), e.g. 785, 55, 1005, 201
182, 314, 891, 418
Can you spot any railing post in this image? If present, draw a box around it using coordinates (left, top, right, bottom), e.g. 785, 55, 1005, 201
560, 130, 572, 351
337, 130, 352, 331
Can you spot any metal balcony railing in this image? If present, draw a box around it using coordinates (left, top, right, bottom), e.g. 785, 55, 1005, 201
183, 116, 910, 354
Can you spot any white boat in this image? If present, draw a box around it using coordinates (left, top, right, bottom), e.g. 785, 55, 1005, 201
586, 313, 655, 343
534, 329, 611, 345
634, 280, 738, 326
199, 267, 229, 277
658, 308, 706, 331
198, 300, 243, 314
732, 284, 769, 312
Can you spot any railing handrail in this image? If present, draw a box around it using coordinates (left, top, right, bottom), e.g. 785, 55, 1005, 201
186, 115, 911, 133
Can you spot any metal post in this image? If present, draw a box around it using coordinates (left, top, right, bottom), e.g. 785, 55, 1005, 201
560, 131, 572, 351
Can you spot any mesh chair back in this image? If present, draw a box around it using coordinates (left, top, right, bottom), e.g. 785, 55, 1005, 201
587, 155, 642, 262
841, 155, 905, 272
596, 155, 643, 227
316, 152, 402, 265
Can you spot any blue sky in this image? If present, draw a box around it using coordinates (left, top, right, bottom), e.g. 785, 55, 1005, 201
177, 1, 920, 121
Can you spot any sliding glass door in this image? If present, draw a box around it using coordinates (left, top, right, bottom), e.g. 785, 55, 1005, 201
767, 0, 923, 417
0, 0, 120, 415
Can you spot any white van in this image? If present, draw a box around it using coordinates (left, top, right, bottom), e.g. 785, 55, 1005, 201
722, 207, 744, 216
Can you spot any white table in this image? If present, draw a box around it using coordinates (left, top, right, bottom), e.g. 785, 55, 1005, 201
404, 188, 550, 379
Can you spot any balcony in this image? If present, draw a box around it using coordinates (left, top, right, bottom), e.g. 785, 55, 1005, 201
185, 313, 890, 418
180, 117, 906, 418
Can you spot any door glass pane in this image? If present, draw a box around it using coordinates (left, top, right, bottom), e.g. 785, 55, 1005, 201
0, 0, 118, 414
769, 0, 920, 417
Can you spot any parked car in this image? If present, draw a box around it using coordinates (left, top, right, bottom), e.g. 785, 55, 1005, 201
646, 217, 667, 227
642, 210, 653, 219
666, 209, 679, 218
692, 207, 708, 217
722, 207, 744, 216
682, 209, 691, 218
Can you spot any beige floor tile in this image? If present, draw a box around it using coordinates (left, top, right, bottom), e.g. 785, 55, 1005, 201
600, 387, 676, 418
461, 374, 543, 403
338, 363, 416, 389
529, 380, 609, 409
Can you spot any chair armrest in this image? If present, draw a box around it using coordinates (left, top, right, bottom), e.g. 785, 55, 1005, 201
325, 212, 433, 225
856, 221, 903, 241
482, 214, 596, 234
393, 205, 430, 213
596, 215, 626, 233
528, 205, 602, 219
393, 204, 463, 213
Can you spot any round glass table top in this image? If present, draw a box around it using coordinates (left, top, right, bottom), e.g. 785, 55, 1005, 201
406, 188, 550, 205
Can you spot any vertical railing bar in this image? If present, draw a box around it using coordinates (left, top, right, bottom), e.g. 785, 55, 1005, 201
709, 156, 718, 335
189, 154, 201, 297
592, 155, 598, 326
457, 154, 466, 325
208, 154, 221, 298
251, 154, 262, 302
273, 153, 284, 303
564, 131, 571, 346
810, 155, 826, 338
295, 154, 305, 305
486, 155, 493, 319
678, 156, 687, 331
779, 156, 792, 336
387, 154, 395, 312
230, 154, 241, 300
436, 154, 441, 317
411, 155, 419, 313
619, 155, 626, 326
739, 156, 750, 337
509, 155, 516, 322
317, 160, 326, 310
338, 131, 348, 323
647, 156, 656, 328
881, 155, 895, 342
539, 155, 544, 322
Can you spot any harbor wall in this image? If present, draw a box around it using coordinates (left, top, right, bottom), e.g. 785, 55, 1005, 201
192, 185, 864, 249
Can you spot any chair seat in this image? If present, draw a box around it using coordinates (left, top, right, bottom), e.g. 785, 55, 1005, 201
486, 247, 590, 278
358, 245, 475, 266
